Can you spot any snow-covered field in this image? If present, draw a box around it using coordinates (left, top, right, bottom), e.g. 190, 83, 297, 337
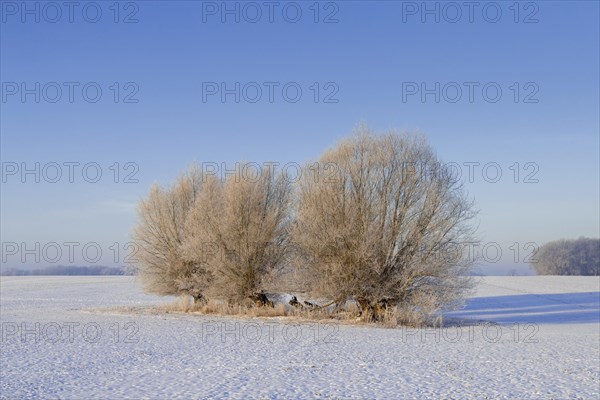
1, 276, 598, 399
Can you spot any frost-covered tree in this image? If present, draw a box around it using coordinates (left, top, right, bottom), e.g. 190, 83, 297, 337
132, 165, 210, 303
291, 125, 478, 322
531, 237, 599, 275
183, 163, 292, 306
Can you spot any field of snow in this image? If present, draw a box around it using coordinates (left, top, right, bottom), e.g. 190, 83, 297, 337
1, 276, 598, 399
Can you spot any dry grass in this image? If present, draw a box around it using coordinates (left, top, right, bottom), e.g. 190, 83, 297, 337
200, 300, 288, 318
93, 296, 462, 329
154, 294, 450, 328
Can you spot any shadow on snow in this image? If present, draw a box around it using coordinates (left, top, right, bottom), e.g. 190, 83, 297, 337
445, 291, 600, 325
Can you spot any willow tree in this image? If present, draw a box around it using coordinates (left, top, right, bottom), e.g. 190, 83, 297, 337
292, 125, 478, 322
132, 165, 210, 303
182, 163, 292, 306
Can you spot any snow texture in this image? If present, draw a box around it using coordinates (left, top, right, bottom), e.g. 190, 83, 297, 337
1, 276, 598, 399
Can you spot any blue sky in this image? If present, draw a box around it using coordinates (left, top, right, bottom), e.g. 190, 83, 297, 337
1, 1, 599, 273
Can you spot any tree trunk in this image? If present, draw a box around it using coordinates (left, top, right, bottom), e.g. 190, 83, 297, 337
249, 292, 274, 308
356, 297, 391, 322
192, 293, 206, 305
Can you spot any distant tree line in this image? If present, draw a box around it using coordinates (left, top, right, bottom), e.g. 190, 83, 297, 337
531, 237, 599, 276
0, 265, 128, 276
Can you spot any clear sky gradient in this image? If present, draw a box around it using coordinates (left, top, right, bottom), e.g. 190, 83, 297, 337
1, 1, 599, 273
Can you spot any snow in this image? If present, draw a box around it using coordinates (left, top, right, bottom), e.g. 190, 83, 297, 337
1, 276, 598, 399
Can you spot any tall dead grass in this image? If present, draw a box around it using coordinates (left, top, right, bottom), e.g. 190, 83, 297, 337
159, 294, 444, 328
